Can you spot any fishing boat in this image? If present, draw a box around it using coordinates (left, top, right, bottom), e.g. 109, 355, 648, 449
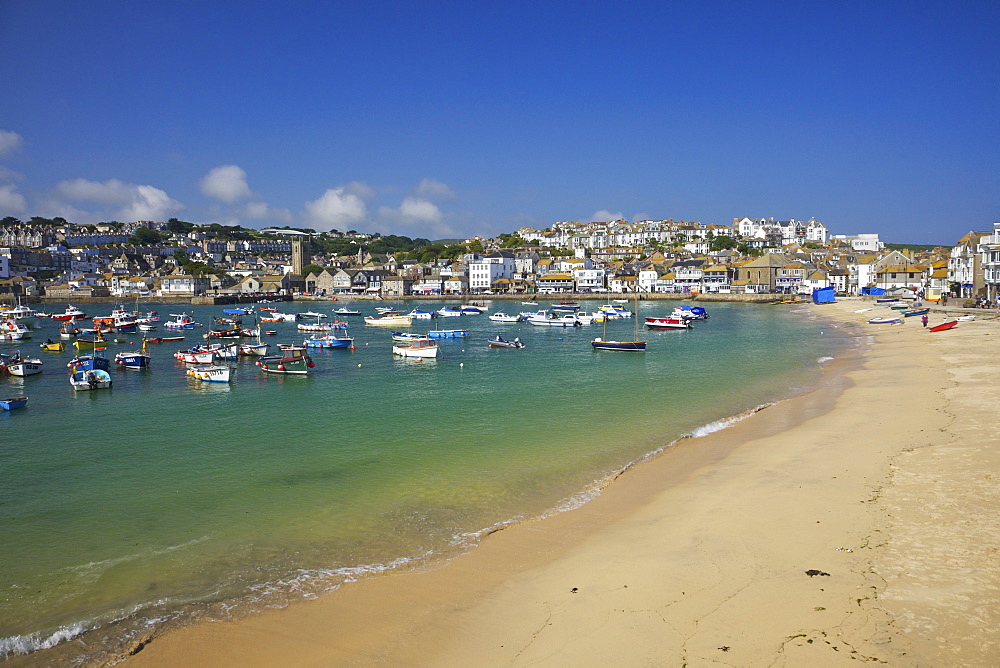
333, 307, 361, 317
59, 321, 81, 338
929, 320, 958, 332
69, 368, 113, 391
1, 319, 32, 340
527, 312, 580, 327
645, 316, 692, 330
303, 332, 354, 348
187, 364, 231, 383
2, 300, 41, 328
7, 353, 43, 376
0, 396, 27, 410
39, 340, 66, 352
51, 305, 87, 322
238, 329, 269, 356
574, 312, 597, 325
392, 337, 439, 358
488, 312, 522, 323
68, 347, 111, 372
592, 294, 646, 351
868, 317, 902, 325
164, 313, 202, 330
114, 340, 151, 369
488, 336, 524, 349
256, 346, 315, 374
73, 330, 107, 351
223, 308, 253, 316
145, 336, 185, 343
364, 313, 414, 326
426, 329, 469, 339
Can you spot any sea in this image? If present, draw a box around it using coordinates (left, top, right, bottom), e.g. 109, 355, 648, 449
0, 299, 855, 663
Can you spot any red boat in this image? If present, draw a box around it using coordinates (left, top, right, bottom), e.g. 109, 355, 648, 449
645, 316, 691, 330
929, 320, 958, 332
145, 336, 185, 343
51, 305, 87, 321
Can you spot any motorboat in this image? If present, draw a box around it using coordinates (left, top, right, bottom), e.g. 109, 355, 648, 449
392, 337, 439, 358
645, 316, 692, 330
51, 305, 87, 322
69, 368, 113, 391
488, 312, 522, 323
488, 336, 524, 349
187, 365, 232, 382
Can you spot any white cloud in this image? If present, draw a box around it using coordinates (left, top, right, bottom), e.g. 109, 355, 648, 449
414, 178, 456, 201
375, 197, 458, 238
56, 178, 183, 221
200, 165, 253, 203
343, 180, 377, 201
244, 201, 293, 224
589, 209, 624, 222
303, 187, 368, 231
0, 130, 23, 157
399, 197, 443, 223
0, 184, 27, 215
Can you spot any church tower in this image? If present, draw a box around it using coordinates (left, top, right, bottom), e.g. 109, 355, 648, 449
291, 240, 310, 276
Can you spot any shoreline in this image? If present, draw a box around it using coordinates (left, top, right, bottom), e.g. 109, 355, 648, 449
48, 300, 1000, 665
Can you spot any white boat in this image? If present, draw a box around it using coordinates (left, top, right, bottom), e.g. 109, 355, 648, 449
391, 331, 424, 342
6, 353, 43, 376
408, 308, 435, 320
2, 300, 40, 328
1, 319, 32, 340
598, 304, 632, 318
527, 312, 581, 327
187, 365, 232, 383
138, 323, 157, 332
69, 368, 112, 390
299, 311, 327, 318
51, 305, 87, 322
488, 336, 524, 349
164, 313, 202, 330
332, 307, 361, 316
364, 313, 414, 326
645, 316, 691, 330
392, 337, 439, 358
574, 312, 596, 325
489, 312, 522, 323
436, 306, 463, 317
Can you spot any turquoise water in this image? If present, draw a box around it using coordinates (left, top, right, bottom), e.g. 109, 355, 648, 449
0, 300, 851, 661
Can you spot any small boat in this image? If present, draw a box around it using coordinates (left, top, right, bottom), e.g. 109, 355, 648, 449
298, 311, 327, 319
527, 312, 580, 327
1, 319, 32, 340
598, 304, 632, 318
297, 321, 340, 332
489, 312, 522, 323
59, 322, 81, 338
436, 306, 463, 318
391, 331, 424, 342
223, 308, 253, 316
304, 334, 354, 349
521, 301, 538, 306
645, 316, 692, 330
868, 317, 902, 325
875, 298, 900, 303
574, 312, 597, 325
256, 346, 315, 374
264, 330, 277, 336
2, 301, 41, 328
427, 329, 469, 339
6, 353, 43, 376
51, 305, 87, 322
138, 323, 157, 332
672, 306, 709, 320
549, 303, 580, 313
73, 331, 107, 351
460, 305, 485, 315
68, 348, 111, 372
69, 368, 113, 391
488, 336, 524, 349
40, 341, 66, 352
364, 314, 414, 326
409, 308, 435, 320
164, 313, 202, 330
591, 337, 647, 351
145, 336, 185, 343
187, 364, 231, 383
375, 307, 405, 315
392, 337, 439, 358
903, 308, 930, 317
115, 341, 151, 369
333, 307, 361, 316
0, 396, 28, 410
929, 320, 958, 332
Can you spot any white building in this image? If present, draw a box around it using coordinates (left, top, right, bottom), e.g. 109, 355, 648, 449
468, 251, 515, 292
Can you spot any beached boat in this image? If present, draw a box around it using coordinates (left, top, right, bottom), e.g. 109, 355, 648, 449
69, 368, 113, 391
645, 316, 692, 330
256, 346, 314, 374
51, 305, 87, 322
364, 313, 414, 326
929, 320, 958, 332
187, 364, 231, 383
488, 336, 524, 349
903, 308, 930, 317
875, 297, 900, 303
164, 313, 202, 330
868, 317, 902, 325
489, 312, 522, 323
0, 396, 28, 410
7, 353, 43, 376
427, 329, 469, 339
1, 319, 32, 340
392, 337, 439, 358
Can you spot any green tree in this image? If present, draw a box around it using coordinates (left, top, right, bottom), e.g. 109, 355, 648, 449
167, 218, 195, 234
301, 263, 325, 276
709, 235, 738, 252
129, 227, 163, 245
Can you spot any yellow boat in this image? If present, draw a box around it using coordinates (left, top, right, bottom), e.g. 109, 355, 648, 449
40, 341, 65, 352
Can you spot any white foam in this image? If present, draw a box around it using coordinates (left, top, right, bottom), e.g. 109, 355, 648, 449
0, 623, 88, 659
687, 404, 772, 438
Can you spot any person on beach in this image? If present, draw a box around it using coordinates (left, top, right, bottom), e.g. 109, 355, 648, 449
921, 314, 929, 328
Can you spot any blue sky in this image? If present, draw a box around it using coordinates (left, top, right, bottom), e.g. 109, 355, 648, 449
0, 1, 996, 244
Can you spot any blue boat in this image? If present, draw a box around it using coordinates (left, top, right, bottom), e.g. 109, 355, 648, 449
303, 334, 354, 349
427, 329, 470, 338
67, 349, 111, 372
114, 342, 151, 369
223, 308, 252, 315
903, 308, 929, 317
590, 338, 647, 351
0, 396, 27, 410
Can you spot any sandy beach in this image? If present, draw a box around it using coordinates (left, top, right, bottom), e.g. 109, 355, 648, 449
125, 300, 999, 667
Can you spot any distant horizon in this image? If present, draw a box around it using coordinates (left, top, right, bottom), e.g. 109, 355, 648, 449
1, 3, 996, 247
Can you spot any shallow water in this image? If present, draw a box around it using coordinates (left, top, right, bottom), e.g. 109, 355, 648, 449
0, 300, 851, 661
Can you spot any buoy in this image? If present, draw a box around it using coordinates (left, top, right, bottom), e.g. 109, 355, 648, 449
459, 362, 464, 367
307, 361, 315, 368
277, 364, 285, 370
357, 363, 362, 367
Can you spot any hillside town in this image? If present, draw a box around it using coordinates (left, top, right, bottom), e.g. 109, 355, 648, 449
1, 215, 998, 304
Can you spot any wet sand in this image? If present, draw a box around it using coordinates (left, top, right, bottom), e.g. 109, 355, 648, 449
127, 300, 1000, 666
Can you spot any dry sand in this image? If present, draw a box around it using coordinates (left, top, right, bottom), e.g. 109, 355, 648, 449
127, 300, 1000, 667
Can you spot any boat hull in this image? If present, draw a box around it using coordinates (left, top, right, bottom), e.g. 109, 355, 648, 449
591, 339, 647, 351
69, 369, 113, 390
929, 320, 958, 332
188, 365, 231, 382
0, 397, 27, 410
